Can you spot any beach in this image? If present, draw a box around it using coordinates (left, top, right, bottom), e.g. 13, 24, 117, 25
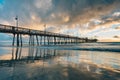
0, 42, 120, 80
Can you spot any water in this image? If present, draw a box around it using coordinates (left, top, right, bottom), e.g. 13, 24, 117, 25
0, 42, 120, 80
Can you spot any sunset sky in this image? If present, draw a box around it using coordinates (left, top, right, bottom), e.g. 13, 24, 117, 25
0, 0, 120, 42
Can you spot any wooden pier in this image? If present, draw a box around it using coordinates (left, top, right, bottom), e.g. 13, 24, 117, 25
0, 24, 97, 46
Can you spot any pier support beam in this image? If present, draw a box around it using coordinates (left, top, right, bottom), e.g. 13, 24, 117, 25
29, 35, 31, 45
54, 36, 56, 45
17, 34, 19, 46
44, 36, 46, 45
47, 36, 50, 45
40, 36, 42, 45
36, 35, 39, 46
20, 34, 22, 46
12, 34, 15, 46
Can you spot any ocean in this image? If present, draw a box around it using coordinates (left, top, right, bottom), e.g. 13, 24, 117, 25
0, 42, 120, 80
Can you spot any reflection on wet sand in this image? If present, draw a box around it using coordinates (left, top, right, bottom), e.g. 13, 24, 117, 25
0, 46, 120, 80
0, 47, 58, 67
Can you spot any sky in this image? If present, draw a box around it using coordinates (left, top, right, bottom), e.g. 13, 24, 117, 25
0, 0, 120, 42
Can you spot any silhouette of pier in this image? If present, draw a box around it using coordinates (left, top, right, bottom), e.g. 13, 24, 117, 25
0, 24, 97, 46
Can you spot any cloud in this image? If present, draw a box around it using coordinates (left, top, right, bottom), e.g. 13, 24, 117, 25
46, 0, 120, 32
83, 10, 120, 30
112, 12, 120, 16
0, 0, 120, 42
115, 26, 120, 30
34, 0, 52, 12
113, 35, 120, 38
1, 0, 119, 26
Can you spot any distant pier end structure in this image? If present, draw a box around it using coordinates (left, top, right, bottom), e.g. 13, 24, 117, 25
0, 24, 97, 46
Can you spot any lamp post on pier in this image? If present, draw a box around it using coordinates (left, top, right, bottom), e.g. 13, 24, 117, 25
44, 24, 46, 33
15, 16, 18, 29
12, 16, 18, 46
15, 16, 20, 46
15, 16, 22, 46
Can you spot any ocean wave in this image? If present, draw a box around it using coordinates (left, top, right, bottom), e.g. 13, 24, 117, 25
47, 46, 120, 53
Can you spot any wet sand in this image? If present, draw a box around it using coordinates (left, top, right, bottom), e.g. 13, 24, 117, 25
0, 60, 120, 80
0, 43, 120, 80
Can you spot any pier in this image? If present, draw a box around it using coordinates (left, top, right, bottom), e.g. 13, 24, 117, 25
0, 24, 97, 46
